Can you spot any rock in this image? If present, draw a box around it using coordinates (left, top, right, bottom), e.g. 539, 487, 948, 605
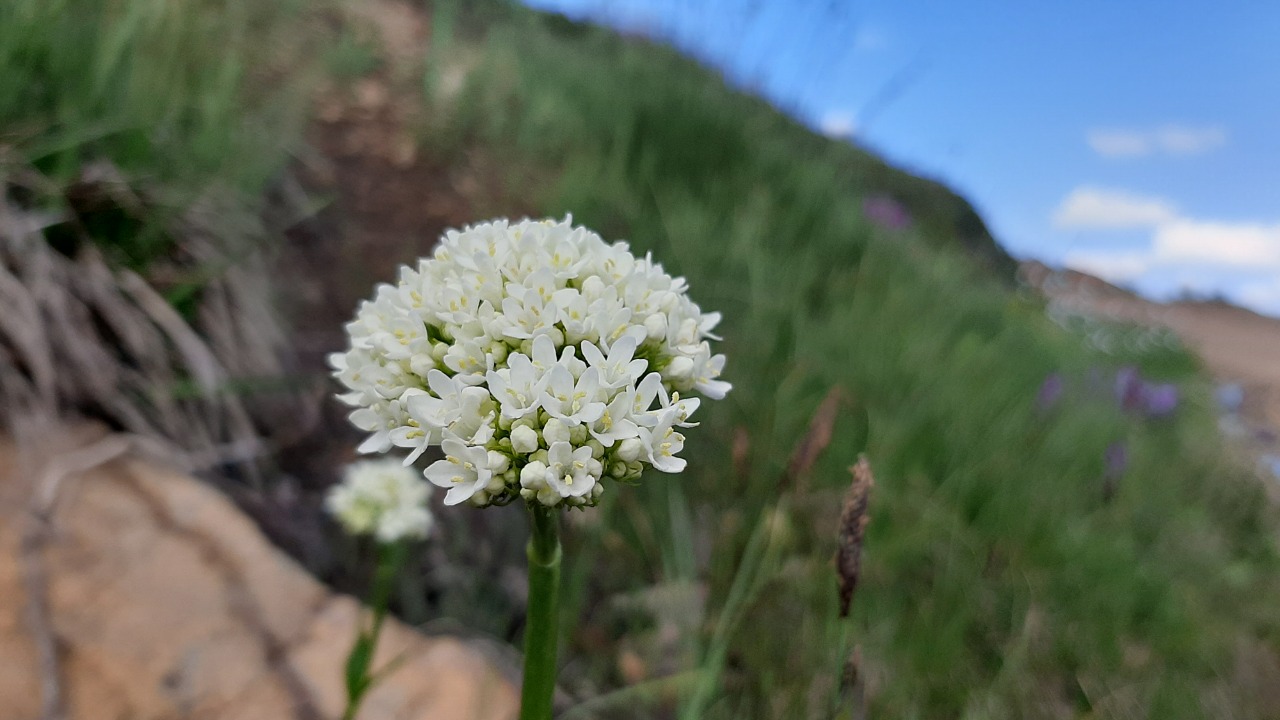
0, 430, 518, 720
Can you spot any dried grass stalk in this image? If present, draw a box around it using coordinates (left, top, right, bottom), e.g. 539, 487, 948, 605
836, 454, 874, 618
785, 385, 846, 492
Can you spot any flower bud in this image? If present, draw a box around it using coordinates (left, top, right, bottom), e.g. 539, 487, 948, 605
677, 318, 699, 345
542, 418, 570, 445
586, 439, 605, 459
521, 460, 549, 489
643, 313, 668, 341
409, 354, 436, 377
536, 485, 560, 507
511, 425, 539, 454
488, 342, 509, 364
498, 414, 514, 431
569, 424, 588, 445
659, 292, 679, 313
487, 450, 511, 474
617, 437, 644, 462
468, 490, 491, 507
609, 461, 627, 478
582, 275, 605, 298
485, 473, 506, 493
665, 356, 695, 381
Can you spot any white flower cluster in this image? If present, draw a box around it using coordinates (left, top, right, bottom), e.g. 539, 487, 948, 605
325, 458, 435, 542
330, 217, 730, 509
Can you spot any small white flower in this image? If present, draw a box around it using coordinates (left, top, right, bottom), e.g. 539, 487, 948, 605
588, 389, 641, 447
581, 336, 647, 390
637, 409, 687, 473
487, 352, 548, 419
544, 441, 598, 498
423, 437, 494, 506
541, 365, 606, 426
326, 458, 434, 542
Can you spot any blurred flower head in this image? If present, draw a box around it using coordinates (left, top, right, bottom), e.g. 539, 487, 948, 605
1104, 441, 1129, 480
1114, 367, 1180, 419
1115, 366, 1144, 412
326, 458, 435, 543
329, 217, 729, 510
1036, 372, 1064, 411
861, 195, 911, 231
1141, 383, 1179, 418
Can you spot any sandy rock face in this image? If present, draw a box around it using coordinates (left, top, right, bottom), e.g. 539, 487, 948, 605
0, 434, 517, 720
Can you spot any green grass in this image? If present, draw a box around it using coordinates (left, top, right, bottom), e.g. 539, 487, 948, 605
425, 4, 1280, 717
0, 0, 325, 267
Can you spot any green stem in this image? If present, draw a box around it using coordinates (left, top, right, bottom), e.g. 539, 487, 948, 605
342, 541, 407, 720
520, 505, 562, 720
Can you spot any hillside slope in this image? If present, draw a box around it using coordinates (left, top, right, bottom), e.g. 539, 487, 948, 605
1025, 260, 1280, 466
344, 3, 1280, 717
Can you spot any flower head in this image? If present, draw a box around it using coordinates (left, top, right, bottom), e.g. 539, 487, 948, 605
326, 458, 435, 542
331, 217, 730, 509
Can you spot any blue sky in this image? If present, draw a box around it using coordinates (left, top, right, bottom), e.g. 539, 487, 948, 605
521, 0, 1280, 315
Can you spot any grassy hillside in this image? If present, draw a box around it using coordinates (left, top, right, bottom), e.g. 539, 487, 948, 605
6, 1, 1279, 718
430, 4, 1280, 717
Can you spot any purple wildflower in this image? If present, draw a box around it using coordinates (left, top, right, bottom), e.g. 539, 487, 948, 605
1115, 367, 1144, 412
1036, 372, 1064, 411
1141, 383, 1179, 418
862, 195, 911, 231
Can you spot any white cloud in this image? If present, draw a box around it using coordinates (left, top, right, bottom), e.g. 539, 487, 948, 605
1053, 187, 1178, 229
1086, 125, 1227, 159
1153, 219, 1280, 267
819, 110, 857, 139
1156, 125, 1227, 155
1054, 188, 1280, 315
1086, 131, 1151, 158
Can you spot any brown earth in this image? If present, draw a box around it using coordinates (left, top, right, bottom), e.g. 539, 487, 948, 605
0, 425, 518, 720
1022, 260, 1280, 433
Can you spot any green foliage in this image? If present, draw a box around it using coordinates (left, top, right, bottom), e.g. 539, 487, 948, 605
432, 5, 1280, 718
0, 0, 321, 266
